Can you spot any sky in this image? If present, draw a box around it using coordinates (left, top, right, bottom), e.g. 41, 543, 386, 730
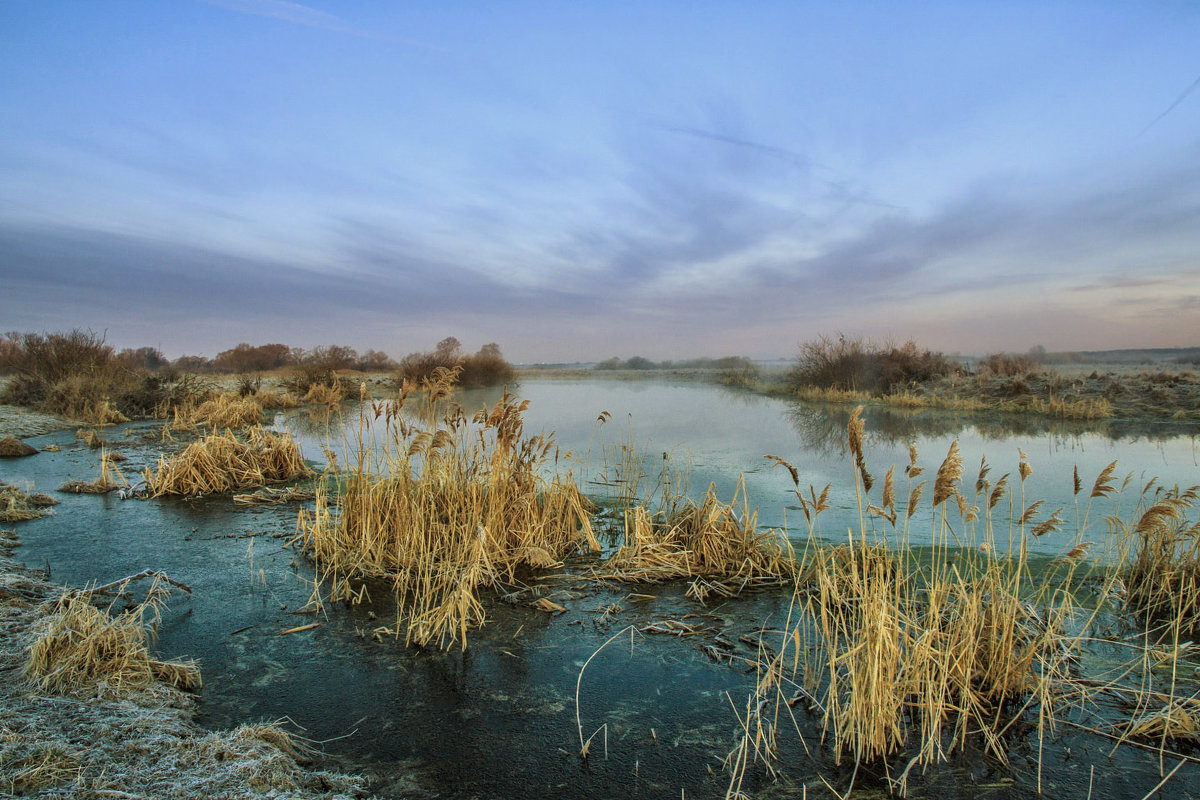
1, 1, 1199, 362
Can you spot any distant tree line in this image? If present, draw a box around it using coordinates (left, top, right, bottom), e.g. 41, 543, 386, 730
594, 355, 757, 371
0, 330, 517, 419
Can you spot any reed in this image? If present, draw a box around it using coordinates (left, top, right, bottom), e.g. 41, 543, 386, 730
302, 381, 345, 406
737, 408, 1087, 781
1118, 483, 1200, 633
58, 449, 129, 494
296, 367, 598, 649
144, 427, 310, 496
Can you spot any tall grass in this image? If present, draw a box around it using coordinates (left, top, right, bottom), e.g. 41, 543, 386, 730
296, 367, 597, 649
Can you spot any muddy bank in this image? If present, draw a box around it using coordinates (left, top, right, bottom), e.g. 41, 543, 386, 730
0, 526, 369, 799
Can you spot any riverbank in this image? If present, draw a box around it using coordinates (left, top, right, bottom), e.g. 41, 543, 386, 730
520, 362, 1200, 423
0, 525, 368, 798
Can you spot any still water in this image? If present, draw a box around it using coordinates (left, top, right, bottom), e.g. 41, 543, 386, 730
3, 379, 1198, 799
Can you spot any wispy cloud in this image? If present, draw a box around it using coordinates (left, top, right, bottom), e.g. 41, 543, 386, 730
198, 0, 442, 49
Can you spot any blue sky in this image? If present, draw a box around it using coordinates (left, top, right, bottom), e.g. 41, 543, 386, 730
1, 1, 1198, 361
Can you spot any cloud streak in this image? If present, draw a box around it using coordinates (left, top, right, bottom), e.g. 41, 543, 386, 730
199, 0, 442, 50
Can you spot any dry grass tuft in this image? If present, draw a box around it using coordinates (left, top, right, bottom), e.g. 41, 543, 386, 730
303, 381, 345, 406
76, 429, 105, 449
250, 388, 301, 410
600, 482, 793, 600
58, 450, 129, 495
0, 436, 38, 458
297, 367, 597, 649
145, 427, 310, 496
0, 482, 57, 523
24, 590, 200, 696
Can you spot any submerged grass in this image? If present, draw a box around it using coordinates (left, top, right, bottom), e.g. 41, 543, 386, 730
145, 427, 310, 496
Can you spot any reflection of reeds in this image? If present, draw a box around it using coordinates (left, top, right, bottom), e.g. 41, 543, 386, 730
144, 428, 309, 496
296, 367, 597, 649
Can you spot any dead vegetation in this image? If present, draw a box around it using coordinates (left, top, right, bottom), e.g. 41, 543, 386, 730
145, 427, 311, 496
0, 436, 37, 458
0, 528, 365, 798
599, 482, 793, 600
58, 450, 130, 495
0, 482, 57, 523
24, 581, 200, 696
297, 367, 597, 649
719, 407, 1200, 795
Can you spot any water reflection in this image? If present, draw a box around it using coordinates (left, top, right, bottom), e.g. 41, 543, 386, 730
787, 401, 1199, 457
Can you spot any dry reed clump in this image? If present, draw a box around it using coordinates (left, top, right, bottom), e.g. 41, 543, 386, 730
303, 381, 345, 406
0, 482, 58, 523
58, 450, 130, 494
0, 436, 38, 458
730, 408, 1084, 783
297, 367, 598, 649
76, 428, 105, 449
168, 391, 266, 431
250, 388, 301, 410
144, 427, 311, 496
600, 482, 793, 600
24, 588, 200, 697
1118, 484, 1200, 632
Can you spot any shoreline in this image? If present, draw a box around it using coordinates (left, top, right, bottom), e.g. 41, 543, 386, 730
0, 524, 369, 798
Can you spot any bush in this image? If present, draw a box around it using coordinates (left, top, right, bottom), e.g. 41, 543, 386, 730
458, 352, 516, 388
977, 353, 1039, 377
397, 339, 515, 388
789, 335, 958, 394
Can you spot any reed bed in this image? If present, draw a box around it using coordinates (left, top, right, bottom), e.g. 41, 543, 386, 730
144, 427, 310, 496
600, 481, 794, 600
794, 386, 1112, 420
297, 367, 598, 649
725, 407, 1097, 791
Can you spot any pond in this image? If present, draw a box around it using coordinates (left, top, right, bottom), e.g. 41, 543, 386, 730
3, 378, 1198, 799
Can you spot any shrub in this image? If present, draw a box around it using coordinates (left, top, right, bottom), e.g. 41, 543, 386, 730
0, 330, 164, 421
976, 352, 1039, 377
397, 339, 515, 388
789, 335, 956, 395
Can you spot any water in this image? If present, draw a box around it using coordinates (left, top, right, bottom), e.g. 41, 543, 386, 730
3, 379, 1198, 799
